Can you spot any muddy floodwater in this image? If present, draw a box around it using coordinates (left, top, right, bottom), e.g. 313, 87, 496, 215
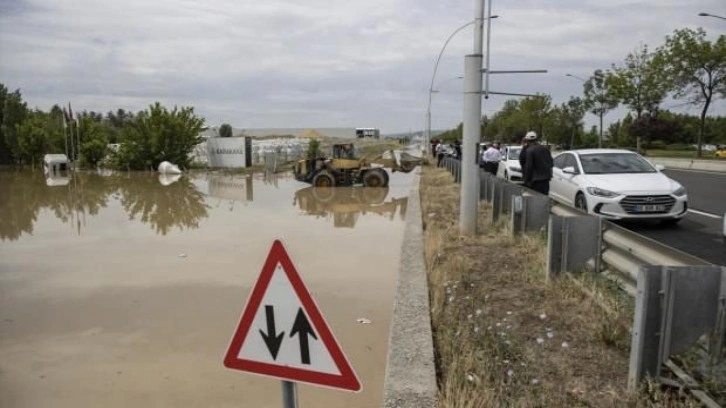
0, 168, 414, 407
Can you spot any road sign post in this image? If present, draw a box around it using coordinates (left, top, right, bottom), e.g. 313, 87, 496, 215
282, 380, 298, 408
224, 240, 361, 404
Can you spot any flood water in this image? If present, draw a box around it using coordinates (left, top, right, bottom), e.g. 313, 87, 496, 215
0, 167, 414, 407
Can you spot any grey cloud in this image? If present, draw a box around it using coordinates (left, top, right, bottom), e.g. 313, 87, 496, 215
1, 0, 724, 133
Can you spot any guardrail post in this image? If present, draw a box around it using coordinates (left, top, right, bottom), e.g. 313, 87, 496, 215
511, 195, 524, 234
491, 180, 503, 222
479, 171, 488, 201
628, 265, 665, 389
547, 215, 601, 278
522, 195, 550, 233
629, 265, 726, 390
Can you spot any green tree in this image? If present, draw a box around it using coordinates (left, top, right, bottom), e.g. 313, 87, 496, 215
658, 27, 726, 157
583, 69, 619, 148
78, 116, 108, 167
118, 102, 205, 170
562, 97, 586, 149
16, 113, 48, 168
519, 94, 552, 142
607, 44, 669, 151
219, 123, 233, 138
1, 87, 29, 163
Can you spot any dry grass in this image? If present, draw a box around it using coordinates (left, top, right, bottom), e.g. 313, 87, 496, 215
420, 166, 700, 407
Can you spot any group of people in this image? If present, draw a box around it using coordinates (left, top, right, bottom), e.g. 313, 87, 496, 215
432, 139, 462, 167
479, 131, 554, 195
434, 131, 553, 195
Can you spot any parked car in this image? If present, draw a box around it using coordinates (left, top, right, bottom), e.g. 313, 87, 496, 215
549, 149, 688, 223
496, 145, 523, 183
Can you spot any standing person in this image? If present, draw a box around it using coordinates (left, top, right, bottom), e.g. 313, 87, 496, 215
520, 131, 553, 195
481, 143, 502, 175
436, 142, 446, 167
454, 140, 462, 160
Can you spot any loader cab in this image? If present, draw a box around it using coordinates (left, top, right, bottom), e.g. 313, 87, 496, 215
332, 143, 357, 160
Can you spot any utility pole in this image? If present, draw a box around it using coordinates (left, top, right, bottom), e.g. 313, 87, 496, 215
459, 0, 485, 235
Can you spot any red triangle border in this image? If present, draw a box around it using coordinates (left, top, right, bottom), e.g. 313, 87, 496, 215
223, 239, 362, 392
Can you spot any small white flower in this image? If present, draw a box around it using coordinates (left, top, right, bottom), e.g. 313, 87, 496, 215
546, 332, 554, 339
561, 342, 569, 349
506, 311, 513, 315
507, 369, 514, 377
505, 340, 511, 345
495, 322, 502, 327
503, 359, 510, 364
536, 337, 544, 344
448, 296, 454, 303
502, 318, 508, 322
531, 379, 539, 385
467, 314, 473, 320
475, 309, 483, 316
539, 313, 547, 320
506, 325, 512, 330
474, 326, 480, 333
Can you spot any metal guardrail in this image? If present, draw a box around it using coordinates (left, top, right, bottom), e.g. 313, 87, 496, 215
439, 156, 724, 406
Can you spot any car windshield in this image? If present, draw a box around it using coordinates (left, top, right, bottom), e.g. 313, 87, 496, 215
507, 148, 521, 160
579, 153, 656, 174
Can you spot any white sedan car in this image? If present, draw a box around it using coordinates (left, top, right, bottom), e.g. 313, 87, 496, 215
549, 149, 688, 223
496, 145, 523, 183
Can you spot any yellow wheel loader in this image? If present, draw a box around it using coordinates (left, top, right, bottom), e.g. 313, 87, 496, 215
293, 143, 424, 188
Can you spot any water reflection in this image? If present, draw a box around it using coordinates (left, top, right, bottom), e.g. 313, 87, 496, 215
293, 186, 408, 228
0, 172, 210, 241
117, 174, 210, 235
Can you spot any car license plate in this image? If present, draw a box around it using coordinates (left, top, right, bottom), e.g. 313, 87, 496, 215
636, 204, 666, 212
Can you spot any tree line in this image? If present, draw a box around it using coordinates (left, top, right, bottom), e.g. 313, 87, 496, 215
437, 27, 726, 157
0, 85, 212, 170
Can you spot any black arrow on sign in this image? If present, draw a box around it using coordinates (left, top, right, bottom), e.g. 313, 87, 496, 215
259, 305, 284, 360
290, 308, 317, 365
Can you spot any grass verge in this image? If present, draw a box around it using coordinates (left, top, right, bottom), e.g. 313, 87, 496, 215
420, 165, 700, 407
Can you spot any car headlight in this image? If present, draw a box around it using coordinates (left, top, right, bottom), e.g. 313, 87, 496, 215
508, 166, 521, 172
586, 187, 621, 198
672, 186, 686, 196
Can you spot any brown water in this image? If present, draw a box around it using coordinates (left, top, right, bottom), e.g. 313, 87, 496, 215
0, 168, 413, 407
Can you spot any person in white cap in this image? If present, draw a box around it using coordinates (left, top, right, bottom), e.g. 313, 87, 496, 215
518, 131, 553, 194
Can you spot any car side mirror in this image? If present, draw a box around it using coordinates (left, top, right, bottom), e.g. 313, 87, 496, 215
655, 164, 665, 171
562, 166, 577, 175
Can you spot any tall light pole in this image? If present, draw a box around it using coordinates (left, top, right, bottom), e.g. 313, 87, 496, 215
459, 0, 487, 235
698, 12, 726, 21
425, 15, 498, 156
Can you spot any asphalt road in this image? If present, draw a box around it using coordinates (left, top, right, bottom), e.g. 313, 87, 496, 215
625, 169, 726, 266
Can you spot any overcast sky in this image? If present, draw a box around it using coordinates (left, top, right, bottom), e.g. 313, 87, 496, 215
1, 0, 724, 134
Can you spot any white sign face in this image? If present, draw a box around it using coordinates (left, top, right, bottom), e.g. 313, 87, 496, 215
223, 240, 361, 392
237, 264, 340, 374
207, 137, 249, 168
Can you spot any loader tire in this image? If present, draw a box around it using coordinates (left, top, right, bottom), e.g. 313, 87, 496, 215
312, 171, 336, 187
363, 168, 388, 188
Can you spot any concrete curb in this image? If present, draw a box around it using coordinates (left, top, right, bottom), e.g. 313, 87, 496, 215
649, 157, 726, 173
382, 169, 437, 408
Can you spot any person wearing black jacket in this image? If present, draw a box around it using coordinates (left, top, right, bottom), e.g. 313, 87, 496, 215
519, 131, 553, 195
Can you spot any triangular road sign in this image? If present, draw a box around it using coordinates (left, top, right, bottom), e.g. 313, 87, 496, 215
223, 239, 362, 392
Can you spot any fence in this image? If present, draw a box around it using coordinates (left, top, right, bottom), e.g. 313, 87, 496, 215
439, 156, 726, 405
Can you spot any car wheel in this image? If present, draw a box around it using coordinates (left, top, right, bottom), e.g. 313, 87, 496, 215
575, 193, 588, 213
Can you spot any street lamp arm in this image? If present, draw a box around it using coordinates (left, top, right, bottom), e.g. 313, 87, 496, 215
429, 20, 475, 96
